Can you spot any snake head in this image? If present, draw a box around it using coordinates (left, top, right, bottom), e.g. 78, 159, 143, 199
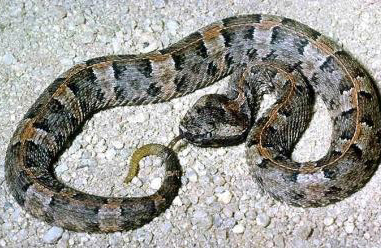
179, 94, 251, 147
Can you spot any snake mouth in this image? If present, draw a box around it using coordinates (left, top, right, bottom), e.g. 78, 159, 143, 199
179, 128, 247, 148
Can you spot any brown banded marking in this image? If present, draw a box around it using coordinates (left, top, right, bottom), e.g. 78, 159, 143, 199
24, 183, 55, 219
91, 61, 119, 107
98, 199, 124, 232
52, 85, 83, 122
149, 54, 178, 100
25, 128, 56, 148
201, 24, 227, 81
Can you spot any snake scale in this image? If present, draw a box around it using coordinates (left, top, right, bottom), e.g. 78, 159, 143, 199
5, 14, 381, 233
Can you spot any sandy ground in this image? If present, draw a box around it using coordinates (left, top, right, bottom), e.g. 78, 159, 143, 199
1, 0, 381, 247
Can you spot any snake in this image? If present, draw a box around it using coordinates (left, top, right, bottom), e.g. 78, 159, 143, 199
5, 14, 381, 233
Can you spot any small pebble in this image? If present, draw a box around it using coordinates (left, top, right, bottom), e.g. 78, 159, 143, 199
187, 169, 198, 183
52, 5, 67, 19
173, 196, 183, 206
223, 207, 233, 218
213, 175, 225, 186
105, 149, 116, 160
232, 224, 245, 234
138, 33, 159, 53
131, 177, 143, 187
213, 215, 223, 227
296, 225, 313, 240
205, 196, 216, 205
1, 53, 16, 65
256, 213, 271, 227
112, 140, 124, 150
42, 227, 64, 244
163, 221, 173, 232
144, 232, 153, 244
192, 210, 213, 229
0, 240, 6, 247
324, 217, 334, 226
234, 211, 244, 221
150, 177, 162, 190
217, 191, 232, 204
344, 222, 355, 233
166, 20, 179, 35
135, 229, 146, 242
73, 13, 86, 25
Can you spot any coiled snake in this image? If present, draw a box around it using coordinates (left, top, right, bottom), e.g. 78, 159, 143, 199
5, 14, 381, 233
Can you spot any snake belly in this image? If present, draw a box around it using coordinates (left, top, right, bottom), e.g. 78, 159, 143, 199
5, 14, 381, 232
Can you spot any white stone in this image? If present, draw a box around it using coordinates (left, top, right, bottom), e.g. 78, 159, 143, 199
173, 196, 182, 206
73, 14, 86, 25
163, 221, 173, 232
217, 191, 232, 204
205, 196, 216, 205
131, 177, 142, 187
232, 224, 245, 234
0, 240, 6, 247
52, 5, 67, 19
187, 169, 198, 183
144, 232, 153, 244
166, 20, 179, 35
324, 217, 334, 226
256, 213, 271, 227
55, 164, 68, 174
112, 37, 123, 53
105, 149, 116, 160
112, 140, 124, 149
1, 53, 17, 65
344, 222, 355, 233
135, 229, 146, 242
234, 211, 244, 221
213, 175, 225, 186
150, 177, 162, 190
95, 143, 107, 153
192, 210, 212, 229
296, 225, 313, 240
223, 207, 233, 218
42, 227, 64, 244
138, 33, 159, 54
60, 57, 73, 67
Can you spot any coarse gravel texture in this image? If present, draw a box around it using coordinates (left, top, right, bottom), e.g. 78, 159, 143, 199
1, 0, 381, 247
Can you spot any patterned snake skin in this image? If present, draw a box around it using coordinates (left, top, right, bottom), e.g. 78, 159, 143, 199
5, 14, 381, 233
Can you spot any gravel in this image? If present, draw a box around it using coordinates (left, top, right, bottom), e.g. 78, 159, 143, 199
1, 0, 381, 247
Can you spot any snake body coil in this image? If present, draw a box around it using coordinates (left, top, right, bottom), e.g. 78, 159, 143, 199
5, 14, 381, 232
